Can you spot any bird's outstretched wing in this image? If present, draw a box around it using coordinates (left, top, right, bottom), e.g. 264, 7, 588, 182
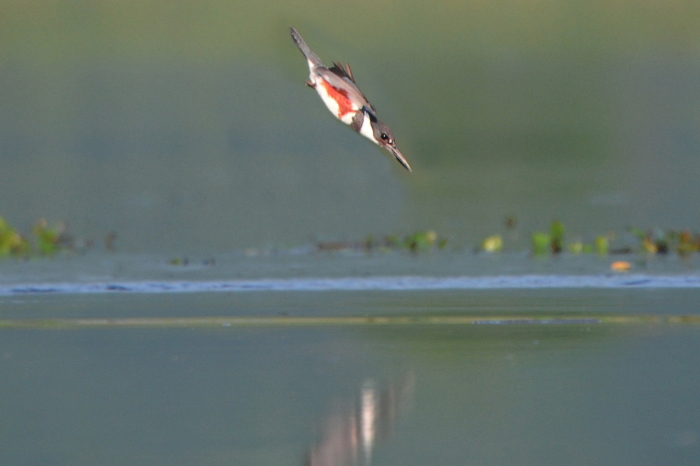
322, 64, 377, 114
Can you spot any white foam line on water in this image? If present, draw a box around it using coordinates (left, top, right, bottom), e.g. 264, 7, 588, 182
2, 274, 700, 295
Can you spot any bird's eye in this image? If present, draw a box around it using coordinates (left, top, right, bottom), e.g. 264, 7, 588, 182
381, 133, 390, 141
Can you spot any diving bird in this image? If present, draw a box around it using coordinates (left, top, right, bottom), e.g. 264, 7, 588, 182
290, 27, 412, 172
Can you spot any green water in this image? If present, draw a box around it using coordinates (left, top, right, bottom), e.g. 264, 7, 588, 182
2, 290, 700, 465
0, 0, 699, 252
1, 2, 700, 464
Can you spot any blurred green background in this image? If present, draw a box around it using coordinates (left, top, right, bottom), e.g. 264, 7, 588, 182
0, 0, 698, 253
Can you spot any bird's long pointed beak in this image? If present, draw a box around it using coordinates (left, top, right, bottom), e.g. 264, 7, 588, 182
389, 146, 412, 172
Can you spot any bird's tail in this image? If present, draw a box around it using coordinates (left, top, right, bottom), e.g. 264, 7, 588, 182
290, 27, 324, 68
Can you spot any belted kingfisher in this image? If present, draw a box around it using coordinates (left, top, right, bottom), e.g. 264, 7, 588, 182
290, 27, 412, 172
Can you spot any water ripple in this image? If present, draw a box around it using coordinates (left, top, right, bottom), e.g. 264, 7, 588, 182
2, 274, 700, 296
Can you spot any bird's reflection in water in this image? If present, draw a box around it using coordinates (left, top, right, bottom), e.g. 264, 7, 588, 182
305, 373, 414, 466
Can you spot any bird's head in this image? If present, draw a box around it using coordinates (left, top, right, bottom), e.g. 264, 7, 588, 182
371, 119, 412, 172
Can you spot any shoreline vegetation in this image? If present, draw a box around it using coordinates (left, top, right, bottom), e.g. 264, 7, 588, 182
1, 215, 699, 262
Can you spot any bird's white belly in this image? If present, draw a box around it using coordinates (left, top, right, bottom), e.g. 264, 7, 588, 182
311, 76, 340, 116
310, 70, 376, 145
309, 65, 356, 125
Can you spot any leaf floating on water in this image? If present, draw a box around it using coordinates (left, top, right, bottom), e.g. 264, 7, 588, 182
611, 261, 632, 272
482, 235, 503, 253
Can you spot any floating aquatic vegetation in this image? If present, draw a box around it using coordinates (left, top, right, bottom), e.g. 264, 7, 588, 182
629, 227, 700, 256
567, 240, 585, 254
317, 230, 447, 254
531, 232, 551, 256
610, 261, 632, 272
483, 218, 700, 258
549, 219, 565, 254
676, 230, 700, 256
0, 217, 30, 257
529, 220, 566, 255
481, 235, 503, 253
0, 215, 98, 259
630, 227, 663, 254
594, 235, 609, 255
32, 218, 72, 256
168, 257, 216, 267
3, 211, 698, 262
404, 230, 442, 252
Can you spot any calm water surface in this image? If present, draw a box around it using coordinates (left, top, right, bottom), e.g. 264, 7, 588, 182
2, 2, 700, 464
2, 285, 700, 465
